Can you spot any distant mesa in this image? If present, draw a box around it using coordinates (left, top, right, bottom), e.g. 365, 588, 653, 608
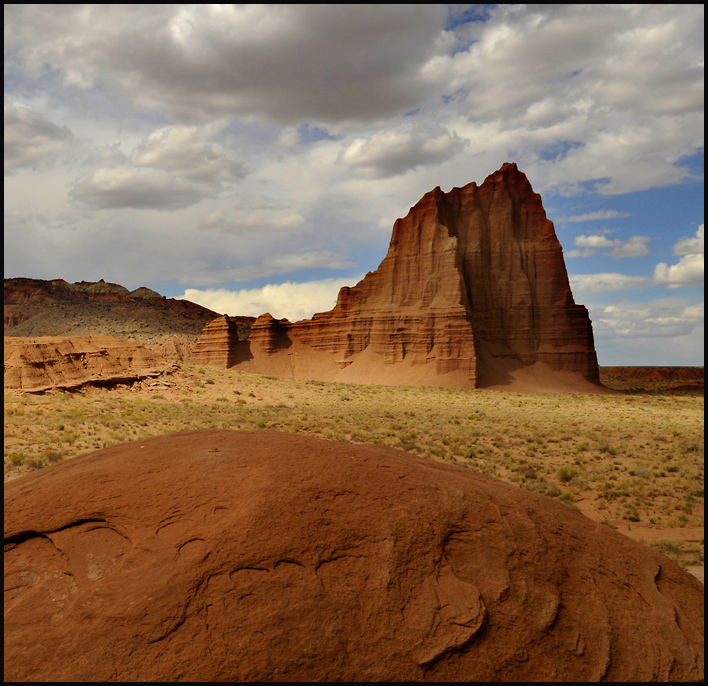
4, 431, 703, 681
193, 163, 604, 392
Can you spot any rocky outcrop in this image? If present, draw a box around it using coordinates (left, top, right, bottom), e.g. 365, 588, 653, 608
3, 335, 168, 392
4, 431, 703, 681
4, 278, 234, 362
202, 164, 601, 391
190, 315, 257, 366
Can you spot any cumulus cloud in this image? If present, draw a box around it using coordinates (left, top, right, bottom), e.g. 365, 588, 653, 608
4, 103, 72, 173
70, 166, 210, 211
653, 254, 704, 289
673, 224, 704, 256
572, 233, 649, 258
575, 234, 621, 249
180, 276, 364, 321
131, 122, 243, 181
70, 122, 246, 211
569, 273, 651, 293
340, 125, 465, 178
606, 235, 650, 258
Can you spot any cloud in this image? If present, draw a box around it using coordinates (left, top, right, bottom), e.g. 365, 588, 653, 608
4, 103, 72, 173
263, 251, 355, 272
593, 299, 704, 339
131, 122, 244, 181
673, 224, 704, 256
69, 122, 246, 211
573, 233, 649, 257
606, 235, 650, 258
555, 210, 630, 222
200, 210, 306, 233
569, 273, 651, 293
340, 125, 465, 178
180, 276, 364, 321
575, 234, 621, 249
70, 166, 210, 211
653, 254, 704, 289
565, 248, 595, 258
4, 5, 447, 123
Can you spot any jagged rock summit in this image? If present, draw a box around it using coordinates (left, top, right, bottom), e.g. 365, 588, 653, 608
193, 163, 602, 391
4, 431, 703, 681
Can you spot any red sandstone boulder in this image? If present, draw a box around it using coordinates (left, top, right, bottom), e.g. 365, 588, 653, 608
196, 164, 603, 392
4, 431, 703, 681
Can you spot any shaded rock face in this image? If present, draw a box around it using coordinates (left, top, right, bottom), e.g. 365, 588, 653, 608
3, 336, 167, 392
202, 164, 600, 390
4, 431, 703, 682
190, 314, 257, 366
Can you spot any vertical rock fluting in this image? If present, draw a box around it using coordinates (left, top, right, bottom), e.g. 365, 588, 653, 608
196, 163, 600, 390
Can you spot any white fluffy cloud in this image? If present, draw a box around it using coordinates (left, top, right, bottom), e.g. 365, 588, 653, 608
606, 235, 650, 258
653, 254, 704, 289
180, 276, 364, 321
575, 234, 621, 249
652, 225, 704, 288
572, 234, 649, 258
673, 224, 704, 256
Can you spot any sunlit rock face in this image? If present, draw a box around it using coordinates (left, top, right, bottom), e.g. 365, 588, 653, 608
195, 163, 601, 391
3, 335, 167, 391
4, 431, 704, 681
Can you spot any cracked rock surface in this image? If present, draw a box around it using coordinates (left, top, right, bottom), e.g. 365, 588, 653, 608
4, 430, 704, 681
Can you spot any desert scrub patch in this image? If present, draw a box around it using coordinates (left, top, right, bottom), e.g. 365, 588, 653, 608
557, 467, 578, 483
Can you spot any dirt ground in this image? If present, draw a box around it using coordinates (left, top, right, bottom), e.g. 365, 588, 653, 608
4, 363, 704, 581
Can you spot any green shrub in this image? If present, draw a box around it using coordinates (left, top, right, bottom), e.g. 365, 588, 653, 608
557, 467, 578, 483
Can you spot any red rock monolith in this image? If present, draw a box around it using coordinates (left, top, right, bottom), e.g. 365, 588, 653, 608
197, 164, 603, 392
4, 431, 703, 681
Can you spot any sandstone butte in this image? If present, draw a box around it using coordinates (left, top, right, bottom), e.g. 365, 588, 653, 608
3, 335, 168, 392
192, 163, 603, 393
4, 431, 703, 682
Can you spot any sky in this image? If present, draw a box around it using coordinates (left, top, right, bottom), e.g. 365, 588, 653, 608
4, 4, 704, 366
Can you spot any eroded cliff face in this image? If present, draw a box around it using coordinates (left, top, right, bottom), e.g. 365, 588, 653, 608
4, 336, 167, 392
196, 163, 601, 391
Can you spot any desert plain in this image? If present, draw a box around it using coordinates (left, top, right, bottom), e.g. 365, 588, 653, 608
4, 362, 703, 582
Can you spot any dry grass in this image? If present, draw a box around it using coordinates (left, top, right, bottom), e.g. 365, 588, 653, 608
4, 363, 704, 572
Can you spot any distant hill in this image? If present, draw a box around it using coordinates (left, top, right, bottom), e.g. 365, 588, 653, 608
4, 278, 254, 358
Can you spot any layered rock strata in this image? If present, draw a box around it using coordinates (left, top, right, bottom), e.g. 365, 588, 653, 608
4, 336, 167, 392
195, 163, 601, 390
4, 431, 703, 681
4, 277, 238, 362
190, 315, 255, 367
